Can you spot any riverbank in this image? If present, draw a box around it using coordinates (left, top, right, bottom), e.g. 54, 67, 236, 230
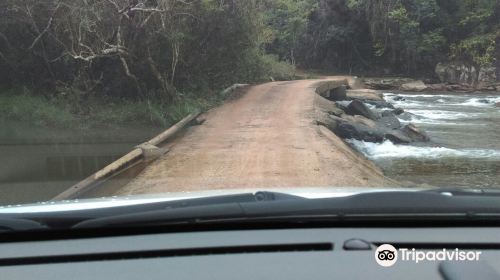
0, 88, 239, 129
0, 87, 244, 204
360, 77, 500, 92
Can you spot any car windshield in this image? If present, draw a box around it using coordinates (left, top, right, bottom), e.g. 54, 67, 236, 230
0, 0, 499, 213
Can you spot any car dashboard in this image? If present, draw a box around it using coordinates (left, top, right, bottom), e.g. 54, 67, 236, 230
0, 226, 499, 279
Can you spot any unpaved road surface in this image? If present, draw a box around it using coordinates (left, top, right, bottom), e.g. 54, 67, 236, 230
116, 79, 396, 196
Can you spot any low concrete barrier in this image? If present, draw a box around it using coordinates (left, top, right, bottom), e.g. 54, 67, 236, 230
52, 112, 200, 201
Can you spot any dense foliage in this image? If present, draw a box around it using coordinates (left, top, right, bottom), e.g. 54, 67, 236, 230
263, 0, 499, 75
0, 0, 278, 99
0, 0, 498, 126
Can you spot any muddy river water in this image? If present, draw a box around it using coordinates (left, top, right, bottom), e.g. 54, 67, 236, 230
0, 121, 162, 205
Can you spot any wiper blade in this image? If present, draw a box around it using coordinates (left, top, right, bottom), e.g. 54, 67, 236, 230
0, 218, 47, 232
73, 191, 500, 229
1, 191, 304, 230
74, 203, 246, 229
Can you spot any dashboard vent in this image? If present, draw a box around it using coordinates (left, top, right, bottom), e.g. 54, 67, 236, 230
0, 243, 333, 266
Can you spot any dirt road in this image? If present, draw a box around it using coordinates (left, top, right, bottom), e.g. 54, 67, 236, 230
115, 79, 396, 196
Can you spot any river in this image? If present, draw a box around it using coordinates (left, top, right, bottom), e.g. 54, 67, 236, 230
349, 92, 500, 188
0, 121, 162, 205
2, 91, 499, 205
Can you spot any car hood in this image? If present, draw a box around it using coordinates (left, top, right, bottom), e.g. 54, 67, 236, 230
0, 187, 418, 214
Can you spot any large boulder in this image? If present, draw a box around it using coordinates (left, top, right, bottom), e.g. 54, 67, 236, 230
321, 112, 430, 144
345, 100, 378, 120
495, 102, 500, 108
341, 114, 378, 128
379, 111, 401, 129
400, 80, 427, 92
402, 124, 430, 142
335, 122, 385, 143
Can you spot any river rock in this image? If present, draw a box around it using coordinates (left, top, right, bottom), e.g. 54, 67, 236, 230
402, 124, 430, 142
393, 108, 404, 115
335, 102, 349, 112
400, 80, 427, 92
329, 105, 345, 116
379, 112, 401, 129
363, 100, 395, 109
345, 100, 378, 120
397, 112, 415, 121
341, 114, 378, 128
335, 122, 384, 143
495, 102, 500, 108
393, 96, 405, 101
317, 115, 340, 131
381, 110, 396, 117
326, 85, 347, 101
384, 131, 412, 144
427, 83, 448, 91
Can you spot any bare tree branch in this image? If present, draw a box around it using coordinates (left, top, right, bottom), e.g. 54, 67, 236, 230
28, 2, 61, 50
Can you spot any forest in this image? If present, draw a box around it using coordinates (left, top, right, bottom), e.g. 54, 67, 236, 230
0, 0, 499, 127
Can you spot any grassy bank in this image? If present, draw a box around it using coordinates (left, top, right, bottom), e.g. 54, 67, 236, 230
0, 56, 298, 129
0, 89, 232, 129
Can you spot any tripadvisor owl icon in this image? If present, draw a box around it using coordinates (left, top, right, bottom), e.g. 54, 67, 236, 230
375, 244, 398, 267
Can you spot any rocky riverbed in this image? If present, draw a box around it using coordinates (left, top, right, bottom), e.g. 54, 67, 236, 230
317, 81, 500, 188
316, 84, 430, 146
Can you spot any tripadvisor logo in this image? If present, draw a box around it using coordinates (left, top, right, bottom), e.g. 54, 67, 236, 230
375, 244, 398, 267
375, 244, 482, 267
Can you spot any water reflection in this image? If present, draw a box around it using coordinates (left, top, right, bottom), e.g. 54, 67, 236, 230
0, 121, 162, 204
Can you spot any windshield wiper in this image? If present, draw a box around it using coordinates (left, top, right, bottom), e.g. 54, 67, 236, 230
0, 218, 47, 232
72, 190, 500, 230
0, 191, 304, 230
